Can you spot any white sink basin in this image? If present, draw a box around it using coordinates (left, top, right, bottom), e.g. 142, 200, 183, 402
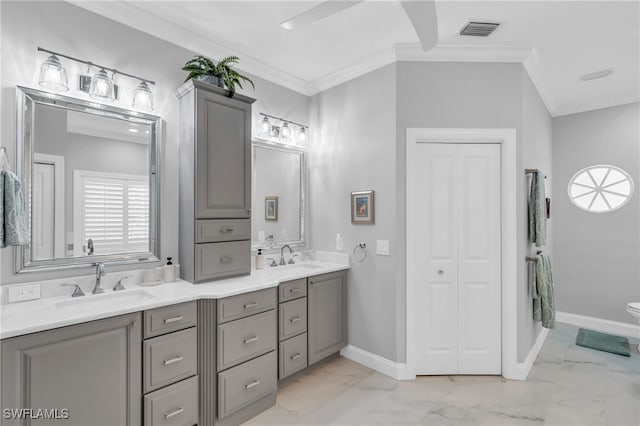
55, 289, 155, 310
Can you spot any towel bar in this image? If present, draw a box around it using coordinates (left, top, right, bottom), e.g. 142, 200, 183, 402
526, 256, 538, 262
525, 169, 547, 178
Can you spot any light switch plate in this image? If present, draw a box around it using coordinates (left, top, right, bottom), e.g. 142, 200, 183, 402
376, 240, 390, 256
8, 284, 41, 303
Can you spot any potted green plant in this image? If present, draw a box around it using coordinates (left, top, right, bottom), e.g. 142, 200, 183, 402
182, 55, 255, 97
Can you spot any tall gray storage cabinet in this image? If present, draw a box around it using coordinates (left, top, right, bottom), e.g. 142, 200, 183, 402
176, 80, 255, 283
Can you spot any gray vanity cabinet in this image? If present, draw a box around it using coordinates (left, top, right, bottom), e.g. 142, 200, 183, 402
176, 79, 255, 283
308, 271, 348, 365
1, 313, 142, 426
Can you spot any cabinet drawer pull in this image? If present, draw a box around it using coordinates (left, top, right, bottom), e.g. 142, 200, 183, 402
163, 356, 184, 366
164, 407, 184, 419
219, 228, 235, 233
219, 256, 234, 264
243, 302, 258, 309
164, 315, 183, 324
290, 352, 302, 360
245, 380, 260, 389
289, 288, 300, 293
290, 316, 302, 323
244, 336, 259, 344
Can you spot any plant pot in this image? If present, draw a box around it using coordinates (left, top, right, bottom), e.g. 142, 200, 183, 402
197, 75, 224, 88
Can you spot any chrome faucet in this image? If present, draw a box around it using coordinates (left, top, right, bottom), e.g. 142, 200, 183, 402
280, 245, 295, 265
92, 262, 106, 294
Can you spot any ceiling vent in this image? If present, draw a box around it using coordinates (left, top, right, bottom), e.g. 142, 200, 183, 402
459, 21, 500, 37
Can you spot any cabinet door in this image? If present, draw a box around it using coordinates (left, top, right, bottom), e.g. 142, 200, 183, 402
195, 89, 251, 219
1, 313, 142, 426
308, 271, 347, 365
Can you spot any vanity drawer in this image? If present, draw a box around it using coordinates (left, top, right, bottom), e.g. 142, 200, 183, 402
279, 298, 307, 341
195, 240, 250, 282
195, 218, 250, 243
279, 278, 307, 302
144, 301, 197, 338
279, 333, 308, 380
218, 351, 277, 419
144, 375, 198, 426
217, 287, 276, 324
217, 310, 276, 371
144, 327, 197, 393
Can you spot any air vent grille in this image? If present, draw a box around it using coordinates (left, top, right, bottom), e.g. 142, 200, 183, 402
459, 21, 500, 37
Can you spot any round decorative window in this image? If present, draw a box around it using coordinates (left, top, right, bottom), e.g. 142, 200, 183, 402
568, 165, 634, 212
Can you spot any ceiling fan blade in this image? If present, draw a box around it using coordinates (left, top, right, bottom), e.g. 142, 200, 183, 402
281, 1, 365, 30
399, 0, 438, 52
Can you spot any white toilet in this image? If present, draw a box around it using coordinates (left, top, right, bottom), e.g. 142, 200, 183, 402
626, 302, 640, 352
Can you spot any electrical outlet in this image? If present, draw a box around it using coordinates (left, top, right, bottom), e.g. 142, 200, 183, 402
376, 240, 390, 256
8, 284, 41, 303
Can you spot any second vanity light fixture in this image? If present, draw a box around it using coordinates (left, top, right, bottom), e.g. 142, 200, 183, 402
257, 112, 308, 145
37, 47, 155, 111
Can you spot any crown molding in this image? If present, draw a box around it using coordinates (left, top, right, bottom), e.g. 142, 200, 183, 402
308, 46, 397, 95
522, 48, 558, 116
395, 43, 532, 63
66, 0, 312, 96
553, 92, 640, 117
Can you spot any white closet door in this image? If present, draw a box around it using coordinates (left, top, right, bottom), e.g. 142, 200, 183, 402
33, 162, 55, 260
457, 144, 501, 374
410, 143, 501, 375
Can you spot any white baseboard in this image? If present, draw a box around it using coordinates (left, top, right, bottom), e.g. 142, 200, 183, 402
503, 327, 549, 381
556, 311, 640, 339
340, 345, 413, 380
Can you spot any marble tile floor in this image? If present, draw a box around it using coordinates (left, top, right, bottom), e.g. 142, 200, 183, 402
244, 324, 640, 426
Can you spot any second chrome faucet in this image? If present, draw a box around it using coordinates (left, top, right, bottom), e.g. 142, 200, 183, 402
92, 262, 106, 294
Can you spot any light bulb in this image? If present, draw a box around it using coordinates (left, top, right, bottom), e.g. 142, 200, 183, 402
298, 127, 306, 144
132, 81, 153, 111
38, 55, 69, 92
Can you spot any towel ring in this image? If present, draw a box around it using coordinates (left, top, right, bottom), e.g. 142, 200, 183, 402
352, 242, 367, 263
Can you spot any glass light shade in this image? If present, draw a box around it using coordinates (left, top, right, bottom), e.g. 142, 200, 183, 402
280, 122, 291, 143
132, 81, 153, 111
89, 68, 115, 102
297, 127, 307, 144
259, 116, 270, 137
38, 55, 69, 92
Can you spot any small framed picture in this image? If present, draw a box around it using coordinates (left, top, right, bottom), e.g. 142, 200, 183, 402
351, 190, 375, 224
265, 196, 278, 221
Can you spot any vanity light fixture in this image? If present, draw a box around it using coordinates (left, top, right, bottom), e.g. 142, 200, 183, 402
38, 54, 69, 92
37, 47, 155, 110
257, 112, 309, 146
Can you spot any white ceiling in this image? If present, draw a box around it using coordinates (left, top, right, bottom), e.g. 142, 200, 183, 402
70, 0, 640, 116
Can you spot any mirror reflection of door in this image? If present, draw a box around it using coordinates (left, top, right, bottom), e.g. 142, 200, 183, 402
32, 154, 65, 261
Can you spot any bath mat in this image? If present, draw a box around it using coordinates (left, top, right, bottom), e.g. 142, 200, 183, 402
576, 328, 630, 357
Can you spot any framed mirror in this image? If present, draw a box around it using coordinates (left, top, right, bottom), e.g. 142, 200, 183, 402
251, 140, 305, 248
15, 86, 161, 273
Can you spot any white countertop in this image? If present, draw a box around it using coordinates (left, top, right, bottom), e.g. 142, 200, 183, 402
0, 259, 349, 340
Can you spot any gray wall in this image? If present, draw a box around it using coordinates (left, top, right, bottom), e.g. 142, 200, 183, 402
309, 61, 550, 363
552, 102, 640, 324
0, 0, 309, 284
309, 63, 398, 361
521, 71, 553, 356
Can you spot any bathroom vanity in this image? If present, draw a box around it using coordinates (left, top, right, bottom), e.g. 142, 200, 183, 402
0, 263, 348, 426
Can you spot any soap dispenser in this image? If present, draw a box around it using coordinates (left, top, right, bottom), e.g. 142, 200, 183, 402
256, 249, 265, 270
164, 257, 176, 282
